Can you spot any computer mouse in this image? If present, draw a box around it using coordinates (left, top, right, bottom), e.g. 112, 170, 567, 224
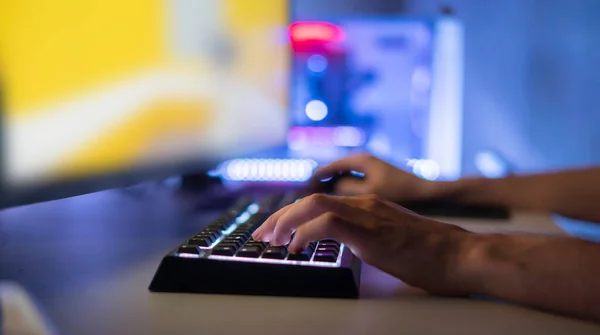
318, 170, 365, 194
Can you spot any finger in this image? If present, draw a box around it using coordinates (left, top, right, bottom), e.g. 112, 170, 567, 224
252, 204, 293, 242
270, 194, 370, 246
287, 213, 354, 253
267, 194, 338, 245
309, 154, 372, 183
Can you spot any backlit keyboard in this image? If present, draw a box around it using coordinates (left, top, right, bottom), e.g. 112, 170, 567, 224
149, 192, 362, 298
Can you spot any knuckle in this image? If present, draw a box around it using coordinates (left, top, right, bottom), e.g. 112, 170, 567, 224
362, 194, 386, 210
305, 193, 328, 209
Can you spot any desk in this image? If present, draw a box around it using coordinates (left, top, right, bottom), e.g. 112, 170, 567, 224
1, 187, 599, 335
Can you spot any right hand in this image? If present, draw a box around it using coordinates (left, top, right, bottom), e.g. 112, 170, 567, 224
309, 154, 438, 203
252, 193, 473, 296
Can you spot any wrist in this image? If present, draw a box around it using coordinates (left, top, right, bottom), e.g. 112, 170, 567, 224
451, 233, 517, 295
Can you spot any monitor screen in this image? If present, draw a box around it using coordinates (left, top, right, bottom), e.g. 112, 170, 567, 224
0, 0, 289, 204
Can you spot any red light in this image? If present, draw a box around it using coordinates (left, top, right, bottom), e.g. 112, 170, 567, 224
289, 22, 345, 44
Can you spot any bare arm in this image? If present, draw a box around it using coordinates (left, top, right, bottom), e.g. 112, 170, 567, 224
455, 234, 600, 322
311, 154, 600, 222
431, 168, 600, 222
255, 193, 600, 322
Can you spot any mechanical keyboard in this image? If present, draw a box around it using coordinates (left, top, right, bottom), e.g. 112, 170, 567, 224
149, 192, 362, 298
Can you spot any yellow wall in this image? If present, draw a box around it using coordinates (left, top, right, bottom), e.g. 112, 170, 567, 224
0, 0, 166, 117
1, 0, 288, 182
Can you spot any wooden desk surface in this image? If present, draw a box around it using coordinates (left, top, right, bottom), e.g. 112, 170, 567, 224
1, 187, 598, 335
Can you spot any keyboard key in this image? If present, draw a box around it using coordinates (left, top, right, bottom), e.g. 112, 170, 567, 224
222, 238, 245, 248
225, 235, 248, 244
218, 242, 240, 249
229, 231, 250, 239
313, 251, 338, 262
236, 246, 263, 258
317, 242, 339, 251
208, 222, 231, 231
194, 233, 217, 243
262, 246, 288, 259
187, 238, 211, 247
233, 227, 252, 234
200, 228, 222, 237
211, 246, 237, 256
316, 247, 339, 254
178, 245, 199, 254
287, 249, 313, 261
319, 239, 339, 244
246, 241, 267, 249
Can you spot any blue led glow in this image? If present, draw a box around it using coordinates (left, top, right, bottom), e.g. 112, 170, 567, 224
307, 54, 328, 73
235, 212, 251, 224
247, 203, 259, 214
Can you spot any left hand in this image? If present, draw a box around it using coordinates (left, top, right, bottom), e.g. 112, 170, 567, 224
252, 193, 474, 296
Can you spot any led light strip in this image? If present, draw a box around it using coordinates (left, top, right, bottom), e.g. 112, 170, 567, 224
219, 158, 318, 182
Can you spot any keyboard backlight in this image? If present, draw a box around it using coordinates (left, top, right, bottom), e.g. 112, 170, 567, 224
207, 244, 345, 268
247, 203, 259, 214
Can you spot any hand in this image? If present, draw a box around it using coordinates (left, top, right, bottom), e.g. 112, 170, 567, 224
252, 193, 473, 296
310, 154, 437, 203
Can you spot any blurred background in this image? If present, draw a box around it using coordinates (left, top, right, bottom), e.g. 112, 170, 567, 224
295, 0, 600, 175
2, 0, 600, 236
291, 0, 600, 238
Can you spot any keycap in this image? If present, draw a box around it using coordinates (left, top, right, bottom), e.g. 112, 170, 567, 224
178, 245, 199, 254
211, 246, 237, 256
208, 216, 234, 230
222, 238, 245, 248
187, 238, 211, 247
201, 228, 222, 238
233, 227, 252, 234
313, 251, 337, 262
316, 246, 338, 254
225, 236, 248, 245
209, 222, 231, 231
194, 233, 217, 243
287, 249, 313, 261
317, 242, 339, 251
245, 241, 267, 249
229, 231, 250, 239
262, 246, 288, 259
236, 246, 263, 258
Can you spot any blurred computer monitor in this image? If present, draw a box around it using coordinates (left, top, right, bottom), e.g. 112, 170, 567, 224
0, 0, 290, 208
286, 16, 464, 181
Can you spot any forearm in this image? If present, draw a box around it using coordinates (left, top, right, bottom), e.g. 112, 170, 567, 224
430, 168, 600, 222
454, 234, 600, 322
